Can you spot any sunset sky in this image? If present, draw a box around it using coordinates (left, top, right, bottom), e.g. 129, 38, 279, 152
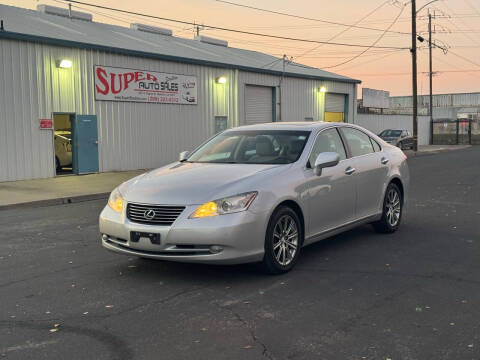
2, 0, 480, 96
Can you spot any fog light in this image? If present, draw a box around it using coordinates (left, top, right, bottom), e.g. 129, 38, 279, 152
210, 245, 224, 253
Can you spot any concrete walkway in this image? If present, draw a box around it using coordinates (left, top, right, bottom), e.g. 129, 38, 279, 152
0, 145, 472, 209
0, 170, 145, 209
404, 144, 471, 156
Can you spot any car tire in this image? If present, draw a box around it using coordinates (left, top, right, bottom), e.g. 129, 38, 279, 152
397, 141, 404, 150
262, 206, 303, 274
55, 156, 61, 172
372, 182, 403, 234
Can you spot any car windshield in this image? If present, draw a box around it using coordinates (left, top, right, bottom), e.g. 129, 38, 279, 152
187, 130, 310, 164
379, 130, 402, 137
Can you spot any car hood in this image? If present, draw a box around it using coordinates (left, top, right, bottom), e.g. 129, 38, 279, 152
121, 162, 286, 205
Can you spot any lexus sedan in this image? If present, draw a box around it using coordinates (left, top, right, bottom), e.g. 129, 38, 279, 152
100, 122, 409, 274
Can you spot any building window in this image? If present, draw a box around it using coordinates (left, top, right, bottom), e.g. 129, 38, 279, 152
215, 116, 228, 134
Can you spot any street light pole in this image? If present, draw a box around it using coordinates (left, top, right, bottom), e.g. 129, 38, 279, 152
411, 0, 418, 152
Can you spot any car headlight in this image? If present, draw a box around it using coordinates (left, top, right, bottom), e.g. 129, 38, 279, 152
189, 192, 257, 218
108, 187, 124, 213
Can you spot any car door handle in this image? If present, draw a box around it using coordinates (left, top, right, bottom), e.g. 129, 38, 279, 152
345, 166, 356, 175
381, 157, 389, 165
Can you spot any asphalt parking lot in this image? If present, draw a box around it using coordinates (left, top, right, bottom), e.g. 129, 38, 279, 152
1, 147, 479, 360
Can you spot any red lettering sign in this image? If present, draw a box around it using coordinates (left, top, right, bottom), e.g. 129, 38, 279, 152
94, 65, 197, 105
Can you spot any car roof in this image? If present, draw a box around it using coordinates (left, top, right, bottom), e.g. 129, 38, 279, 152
229, 121, 347, 132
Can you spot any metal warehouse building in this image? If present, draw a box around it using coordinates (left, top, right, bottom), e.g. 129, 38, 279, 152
0, 4, 360, 182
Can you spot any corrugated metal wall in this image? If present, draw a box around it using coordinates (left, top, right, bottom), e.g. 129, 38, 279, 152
0, 40, 53, 181
0, 38, 357, 182
237, 72, 356, 124
355, 114, 431, 145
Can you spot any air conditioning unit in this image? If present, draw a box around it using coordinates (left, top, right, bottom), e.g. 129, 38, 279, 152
130, 23, 173, 36
195, 35, 228, 47
37, 4, 92, 21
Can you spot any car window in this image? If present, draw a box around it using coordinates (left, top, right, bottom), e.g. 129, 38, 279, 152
379, 130, 402, 137
308, 128, 346, 168
371, 138, 381, 152
188, 130, 310, 164
342, 128, 375, 157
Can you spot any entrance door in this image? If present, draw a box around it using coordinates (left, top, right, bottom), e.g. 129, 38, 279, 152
53, 113, 74, 175
72, 115, 99, 174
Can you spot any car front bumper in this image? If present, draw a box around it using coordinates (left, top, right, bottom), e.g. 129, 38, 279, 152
99, 204, 268, 264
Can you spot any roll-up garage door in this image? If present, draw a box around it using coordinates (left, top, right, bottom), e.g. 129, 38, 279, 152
245, 85, 273, 125
325, 93, 346, 122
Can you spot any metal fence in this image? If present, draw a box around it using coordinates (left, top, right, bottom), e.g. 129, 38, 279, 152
432, 118, 480, 145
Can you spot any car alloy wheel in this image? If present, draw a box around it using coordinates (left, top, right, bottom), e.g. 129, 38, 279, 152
385, 188, 401, 227
372, 182, 403, 233
272, 214, 299, 266
263, 206, 302, 274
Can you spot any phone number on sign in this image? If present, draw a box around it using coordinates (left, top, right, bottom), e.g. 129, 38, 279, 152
148, 96, 180, 103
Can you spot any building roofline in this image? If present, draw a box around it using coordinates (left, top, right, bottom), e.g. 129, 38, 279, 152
0, 30, 361, 84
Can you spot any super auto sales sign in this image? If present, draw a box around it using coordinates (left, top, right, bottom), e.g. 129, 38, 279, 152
94, 65, 197, 105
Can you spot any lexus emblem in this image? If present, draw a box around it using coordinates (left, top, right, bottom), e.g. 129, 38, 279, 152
144, 209, 156, 220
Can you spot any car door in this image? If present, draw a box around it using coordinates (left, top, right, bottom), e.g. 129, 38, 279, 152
340, 127, 388, 219
304, 127, 357, 239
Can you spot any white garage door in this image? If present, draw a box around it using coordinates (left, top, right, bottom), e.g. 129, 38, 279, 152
245, 85, 273, 125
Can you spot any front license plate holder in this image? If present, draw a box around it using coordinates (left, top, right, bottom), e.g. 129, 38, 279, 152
130, 231, 161, 245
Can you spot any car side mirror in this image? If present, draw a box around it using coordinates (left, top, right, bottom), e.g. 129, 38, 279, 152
179, 151, 190, 162
314, 152, 340, 176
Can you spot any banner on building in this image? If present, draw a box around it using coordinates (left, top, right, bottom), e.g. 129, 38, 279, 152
362, 88, 390, 109
94, 65, 197, 105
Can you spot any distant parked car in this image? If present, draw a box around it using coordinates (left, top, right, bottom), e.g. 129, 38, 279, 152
378, 129, 413, 150
54, 130, 72, 171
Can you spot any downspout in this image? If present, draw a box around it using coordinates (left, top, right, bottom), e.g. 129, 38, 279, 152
278, 54, 286, 122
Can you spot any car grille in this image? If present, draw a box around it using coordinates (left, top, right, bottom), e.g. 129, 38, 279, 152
126, 203, 185, 225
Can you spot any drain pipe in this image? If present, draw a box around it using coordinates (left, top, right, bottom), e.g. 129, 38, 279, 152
278, 54, 287, 122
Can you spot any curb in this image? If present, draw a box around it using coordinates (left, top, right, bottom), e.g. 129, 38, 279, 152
0, 192, 110, 211
405, 145, 471, 158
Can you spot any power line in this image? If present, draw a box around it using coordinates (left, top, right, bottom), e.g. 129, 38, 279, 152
294, 0, 393, 60
60, 0, 408, 49
447, 48, 480, 68
335, 48, 406, 71
215, 0, 411, 35
350, 69, 480, 76
322, 3, 406, 68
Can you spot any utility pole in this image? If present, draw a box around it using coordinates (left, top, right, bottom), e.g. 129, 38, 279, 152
428, 11, 434, 141
411, 0, 418, 151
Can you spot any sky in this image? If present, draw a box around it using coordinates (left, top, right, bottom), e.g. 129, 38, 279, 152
2, 0, 480, 96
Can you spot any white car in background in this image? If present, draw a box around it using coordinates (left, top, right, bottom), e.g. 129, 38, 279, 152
54, 130, 72, 171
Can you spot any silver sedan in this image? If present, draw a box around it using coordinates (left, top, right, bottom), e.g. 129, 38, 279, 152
100, 122, 409, 273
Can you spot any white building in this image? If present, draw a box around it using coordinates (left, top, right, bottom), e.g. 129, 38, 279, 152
0, 4, 360, 182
